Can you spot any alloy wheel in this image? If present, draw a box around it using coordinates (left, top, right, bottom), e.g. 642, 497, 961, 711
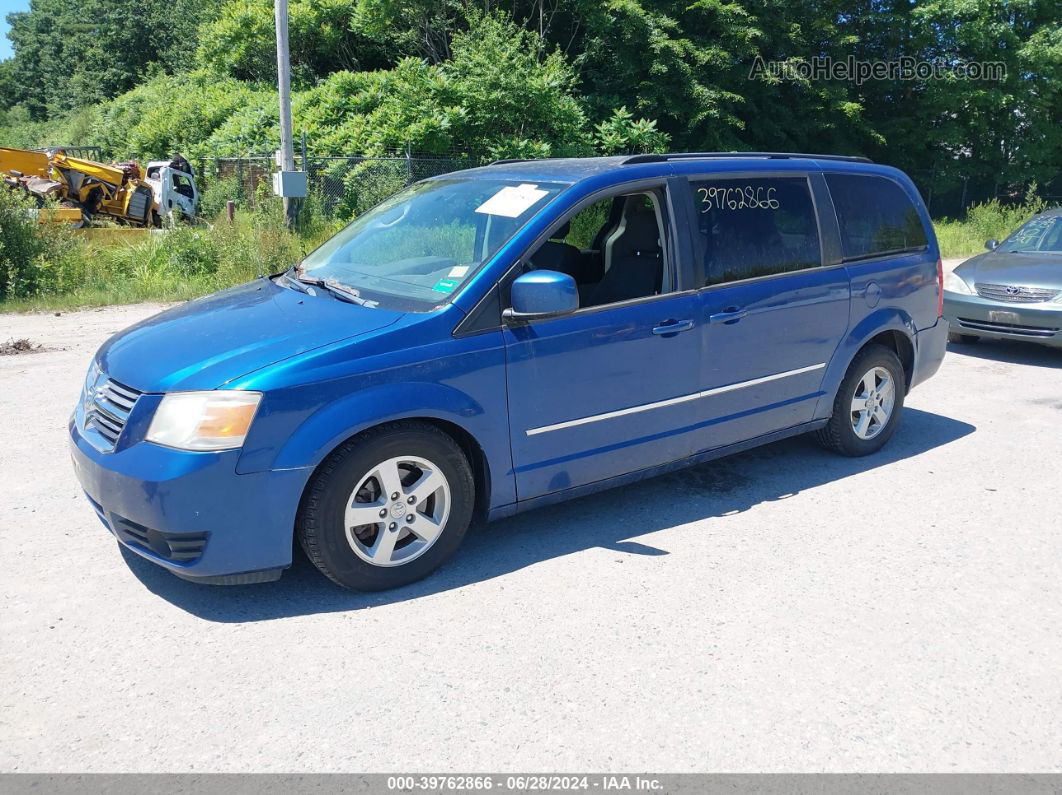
344, 455, 451, 567
850, 366, 896, 440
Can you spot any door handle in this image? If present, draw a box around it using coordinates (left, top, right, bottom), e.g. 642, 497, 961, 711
709, 307, 748, 325
652, 319, 695, 336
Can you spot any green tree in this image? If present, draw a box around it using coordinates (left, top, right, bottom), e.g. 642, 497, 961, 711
196, 0, 397, 84
593, 107, 670, 154
2, 0, 1058, 212
5, 0, 211, 118
910, 0, 1061, 199
91, 71, 274, 159
0, 60, 18, 109
204, 13, 592, 158
351, 0, 466, 64
828, 0, 1061, 206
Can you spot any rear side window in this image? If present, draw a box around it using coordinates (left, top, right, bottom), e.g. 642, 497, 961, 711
826, 174, 928, 260
689, 177, 822, 286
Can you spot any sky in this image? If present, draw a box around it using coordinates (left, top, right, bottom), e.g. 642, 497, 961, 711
0, 0, 30, 61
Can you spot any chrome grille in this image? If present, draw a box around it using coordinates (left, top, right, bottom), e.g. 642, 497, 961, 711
974, 282, 1060, 303
83, 374, 141, 451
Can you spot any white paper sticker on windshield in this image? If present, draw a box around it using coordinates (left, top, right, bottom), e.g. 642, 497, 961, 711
475, 184, 549, 218
448, 265, 469, 277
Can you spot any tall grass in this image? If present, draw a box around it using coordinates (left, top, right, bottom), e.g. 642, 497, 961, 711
0, 194, 340, 313
1, 190, 84, 301
934, 191, 1049, 259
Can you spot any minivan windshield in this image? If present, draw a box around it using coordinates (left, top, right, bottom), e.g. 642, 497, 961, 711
998, 215, 1062, 254
299, 177, 568, 308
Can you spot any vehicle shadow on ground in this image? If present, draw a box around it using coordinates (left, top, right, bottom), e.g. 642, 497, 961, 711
947, 339, 1061, 368
122, 408, 975, 622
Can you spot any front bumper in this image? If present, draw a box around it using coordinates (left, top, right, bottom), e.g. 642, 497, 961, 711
70, 418, 311, 583
944, 292, 1062, 347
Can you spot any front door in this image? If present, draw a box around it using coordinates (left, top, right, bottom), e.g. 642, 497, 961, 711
504, 187, 703, 501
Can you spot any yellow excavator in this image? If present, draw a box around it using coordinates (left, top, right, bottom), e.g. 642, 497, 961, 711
0, 146, 198, 228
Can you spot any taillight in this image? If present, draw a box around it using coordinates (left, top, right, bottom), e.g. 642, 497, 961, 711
936, 258, 944, 317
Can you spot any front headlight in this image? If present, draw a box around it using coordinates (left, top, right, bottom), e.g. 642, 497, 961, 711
944, 271, 974, 295
146, 391, 262, 451
84, 360, 101, 393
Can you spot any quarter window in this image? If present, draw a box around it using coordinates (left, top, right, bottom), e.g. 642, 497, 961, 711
825, 173, 928, 260
689, 177, 822, 286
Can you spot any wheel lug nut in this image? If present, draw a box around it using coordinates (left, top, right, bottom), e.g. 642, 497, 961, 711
391, 492, 399, 500
389, 522, 397, 531
407, 496, 416, 504
406, 514, 415, 522
379, 509, 387, 518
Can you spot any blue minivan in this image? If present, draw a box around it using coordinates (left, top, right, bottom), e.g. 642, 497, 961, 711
71, 152, 947, 590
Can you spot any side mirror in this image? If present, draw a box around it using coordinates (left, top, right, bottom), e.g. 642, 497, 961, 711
985, 239, 999, 250
503, 270, 579, 322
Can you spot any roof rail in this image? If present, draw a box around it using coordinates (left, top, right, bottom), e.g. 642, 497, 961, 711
622, 151, 873, 165
489, 158, 531, 165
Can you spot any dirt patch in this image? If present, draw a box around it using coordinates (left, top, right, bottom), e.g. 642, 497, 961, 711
0, 338, 48, 356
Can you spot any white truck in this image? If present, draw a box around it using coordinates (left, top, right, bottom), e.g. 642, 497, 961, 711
144, 157, 199, 223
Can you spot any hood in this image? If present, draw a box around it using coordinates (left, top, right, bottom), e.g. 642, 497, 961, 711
956, 250, 1062, 290
97, 279, 403, 391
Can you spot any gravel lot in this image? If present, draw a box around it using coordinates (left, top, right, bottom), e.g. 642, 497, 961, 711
1, 286, 1060, 773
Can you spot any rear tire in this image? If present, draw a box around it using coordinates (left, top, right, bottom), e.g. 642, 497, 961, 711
815, 344, 905, 457
948, 331, 980, 344
296, 422, 475, 591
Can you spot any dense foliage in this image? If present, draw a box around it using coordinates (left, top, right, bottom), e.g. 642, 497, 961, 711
0, 188, 338, 307
1, 0, 1060, 209
0, 189, 80, 300
3, 0, 210, 117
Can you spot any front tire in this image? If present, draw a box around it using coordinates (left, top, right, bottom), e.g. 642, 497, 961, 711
297, 422, 475, 591
815, 344, 905, 457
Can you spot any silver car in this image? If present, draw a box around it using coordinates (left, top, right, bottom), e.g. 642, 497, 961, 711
944, 209, 1062, 348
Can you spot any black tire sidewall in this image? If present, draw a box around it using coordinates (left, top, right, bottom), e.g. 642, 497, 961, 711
302, 427, 475, 591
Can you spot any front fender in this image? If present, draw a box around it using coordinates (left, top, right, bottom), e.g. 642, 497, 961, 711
270, 382, 481, 469
261, 381, 517, 510
815, 307, 917, 419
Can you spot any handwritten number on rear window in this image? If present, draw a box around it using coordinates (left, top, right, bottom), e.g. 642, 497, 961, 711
697, 186, 779, 212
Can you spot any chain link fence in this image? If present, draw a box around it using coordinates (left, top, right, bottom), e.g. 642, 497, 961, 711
192, 152, 491, 222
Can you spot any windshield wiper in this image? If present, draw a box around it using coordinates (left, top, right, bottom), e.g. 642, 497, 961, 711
319, 279, 378, 307
289, 266, 377, 307
279, 270, 314, 294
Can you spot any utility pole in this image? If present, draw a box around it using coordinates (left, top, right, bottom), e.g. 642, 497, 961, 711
272, 0, 305, 226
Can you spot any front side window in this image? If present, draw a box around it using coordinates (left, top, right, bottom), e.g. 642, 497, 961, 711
690, 177, 821, 286
301, 178, 567, 308
998, 215, 1062, 253
525, 190, 670, 308
173, 175, 194, 198
826, 173, 928, 260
